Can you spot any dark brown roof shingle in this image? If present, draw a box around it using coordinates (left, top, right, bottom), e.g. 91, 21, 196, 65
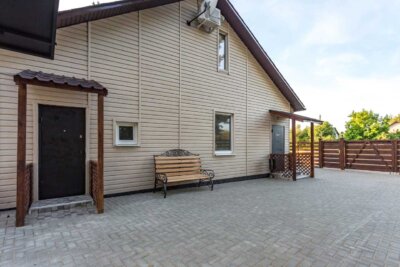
57, 0, 181, 28
14, 70, 108, 95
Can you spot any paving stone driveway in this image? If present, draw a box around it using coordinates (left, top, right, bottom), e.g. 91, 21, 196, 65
2, 169, 400, 267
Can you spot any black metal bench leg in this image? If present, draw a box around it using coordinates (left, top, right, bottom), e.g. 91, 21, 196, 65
153, 178, 157, 193
198, 179, 202, 187
210, 179, 214, 191
163, 182, 167, 198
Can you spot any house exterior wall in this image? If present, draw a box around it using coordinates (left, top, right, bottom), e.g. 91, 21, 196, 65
389, 123, 400, 133
0, 0, 291, 209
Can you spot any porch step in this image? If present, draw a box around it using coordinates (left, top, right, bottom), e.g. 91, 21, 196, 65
29, 195, 93, 214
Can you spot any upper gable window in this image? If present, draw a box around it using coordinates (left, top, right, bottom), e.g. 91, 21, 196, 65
218, 32, 228, 72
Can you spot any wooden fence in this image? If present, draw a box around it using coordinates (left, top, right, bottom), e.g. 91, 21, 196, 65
290, 142, 320, 167
319, 139, 400, 173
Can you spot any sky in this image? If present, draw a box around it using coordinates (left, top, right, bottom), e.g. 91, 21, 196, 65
60, 0, 400, 131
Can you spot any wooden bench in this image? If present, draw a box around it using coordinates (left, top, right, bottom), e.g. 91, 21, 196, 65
154, 149, 215, 198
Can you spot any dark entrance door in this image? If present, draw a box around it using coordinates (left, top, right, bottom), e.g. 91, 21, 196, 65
272, 125, 285, 154
39, 105, 86, 200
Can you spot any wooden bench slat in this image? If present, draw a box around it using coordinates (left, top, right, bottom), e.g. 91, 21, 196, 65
168, 174, 209, 182
156, 167, 201, 173
155, 159, 201, 164
164, 171, 201, 177
155, 156, 200, 161
155, 163, 201, 169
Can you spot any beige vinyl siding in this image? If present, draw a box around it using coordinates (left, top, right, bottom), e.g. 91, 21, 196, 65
247, 55, 291, 175
89, 12, 142, 195
0, 24, 88, 209
0, 0, 291, 209
180, 1, 247, 179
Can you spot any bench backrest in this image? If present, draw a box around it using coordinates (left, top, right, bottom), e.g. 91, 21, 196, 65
154, 150, 202, 177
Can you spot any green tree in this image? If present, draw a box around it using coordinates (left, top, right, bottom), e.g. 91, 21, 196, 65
388, 114, 400, 139
290, 125, 310, 142
314, 121, 337, 141
344, 110, 390, 140
290, 121, 338, 142
297, 125, 310, 142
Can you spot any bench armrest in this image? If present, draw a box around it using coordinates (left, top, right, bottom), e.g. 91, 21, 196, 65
201, 169, 215, 179
155, 173, 168, 182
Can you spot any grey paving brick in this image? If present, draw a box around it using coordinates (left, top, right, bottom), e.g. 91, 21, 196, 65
1, 169, 400, 266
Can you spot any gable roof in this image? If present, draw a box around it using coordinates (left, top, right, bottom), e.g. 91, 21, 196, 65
57, 0, 306, 111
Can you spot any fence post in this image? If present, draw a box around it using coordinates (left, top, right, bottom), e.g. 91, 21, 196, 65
393, 140, 398, 173
310, 122, 315, 178
339, 138, 345, 170
319, 138, 323, 168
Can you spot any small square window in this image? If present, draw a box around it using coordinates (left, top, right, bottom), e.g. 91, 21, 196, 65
119, 126, 134, 141
114, 121, 139, 146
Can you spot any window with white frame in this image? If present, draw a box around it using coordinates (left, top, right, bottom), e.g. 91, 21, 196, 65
218, 32, 228, 71
114, 121, 139, 146
215, 112, 233, 154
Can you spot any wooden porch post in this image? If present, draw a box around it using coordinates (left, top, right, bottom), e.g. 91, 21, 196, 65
393, 140, 398, 173
16, 83, 27, 227
292, 119, 296, 181
97, 94, 104, 213
319, 139, 324, 168
339, 138, 345, 170
310, 122, 315, 178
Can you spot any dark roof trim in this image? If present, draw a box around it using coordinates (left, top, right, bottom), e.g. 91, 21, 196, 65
270, 110, 323, 124
218, 0, 305, 111
14, 70, 108, 96
56, 0, 305, 111
57, 0, 181, 28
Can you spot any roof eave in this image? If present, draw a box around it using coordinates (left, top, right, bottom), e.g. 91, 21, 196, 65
57, 0, 182, 28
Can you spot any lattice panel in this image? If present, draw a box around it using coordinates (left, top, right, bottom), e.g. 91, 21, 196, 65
270, 154, 292, 178
90, 161, 98, 205
24, 163, 33, 213
270, 153, 312, 178
297, 153, 311, 176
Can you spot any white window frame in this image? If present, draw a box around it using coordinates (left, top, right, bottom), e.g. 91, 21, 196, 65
217, 30, 229, 73
113, 120, 140, 147
214, 110, 235, 156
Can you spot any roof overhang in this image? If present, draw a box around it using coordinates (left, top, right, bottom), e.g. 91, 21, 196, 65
270, 110, 323, 124
14, 70, 108, 96
0, 0, 59, 59
57, 0, 182, 28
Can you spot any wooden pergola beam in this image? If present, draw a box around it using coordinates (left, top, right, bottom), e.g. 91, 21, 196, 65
97, 95, 104, 213
270, 110, 323, 124
292, 118, 296, 181
16, 83, 27, 227
310, 122, 315, 178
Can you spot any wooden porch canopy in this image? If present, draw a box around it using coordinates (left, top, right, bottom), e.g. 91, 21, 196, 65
14, 70, 107, 227
270, 110, 323, 181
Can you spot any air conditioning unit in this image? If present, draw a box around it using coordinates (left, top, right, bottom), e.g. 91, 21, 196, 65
195, 0, 224, 33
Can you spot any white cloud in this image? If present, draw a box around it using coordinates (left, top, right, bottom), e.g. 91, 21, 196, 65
315, 53, 368, 76
59, 0, 115, 11
303, 15, 351, 45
